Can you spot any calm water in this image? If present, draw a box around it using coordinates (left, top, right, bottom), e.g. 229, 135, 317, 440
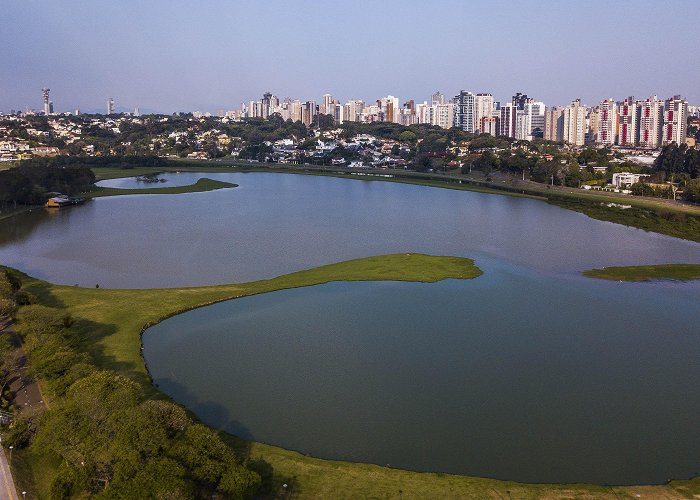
2, 172, 700, 484
1, 172, 699, 288
143, 263, 700, 485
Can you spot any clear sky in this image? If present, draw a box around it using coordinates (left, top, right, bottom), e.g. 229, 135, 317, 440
2, 0, 698, 113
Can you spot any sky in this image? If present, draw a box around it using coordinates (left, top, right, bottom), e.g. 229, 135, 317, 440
1, 0, 699, 114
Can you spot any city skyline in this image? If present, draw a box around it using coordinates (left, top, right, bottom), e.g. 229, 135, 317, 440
2, 0, 699, 113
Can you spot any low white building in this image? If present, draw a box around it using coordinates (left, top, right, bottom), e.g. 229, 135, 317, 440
612, 172, 650, 188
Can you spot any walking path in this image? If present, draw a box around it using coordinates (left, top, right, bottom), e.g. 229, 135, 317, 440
0, 316, 45, 500
0, 443, 19, 500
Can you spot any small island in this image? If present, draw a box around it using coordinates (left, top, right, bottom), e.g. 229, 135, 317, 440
583, 264, 700, 282
86, 177, 237, 198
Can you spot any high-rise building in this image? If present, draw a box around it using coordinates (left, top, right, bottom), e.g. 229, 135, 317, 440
562, 99, 586, 146
378, 96, 400, 123
618, 97, 638, 147
107, 98, 115, 115
662, 95, 688, 146
301, 101, 317, 126
290, 99, 302, 122
597, 99, 618, 146
526, 101, 545, 138
331, 103, 344, 124
544, 106, 564, 142
498, 103, 517, 138
261, 92, 277, 119
42, 88, 51, 116
638, 95, 662, 148
515, 110, 531, 141
321, 94, 334, 115
481, 116, 498, 136
431, 91, 445, 105
454, 91, 476, 133
475, 93, 495, 134
512, 92, 529, 110
343, 100, 364, 122
435, 102, 454, 129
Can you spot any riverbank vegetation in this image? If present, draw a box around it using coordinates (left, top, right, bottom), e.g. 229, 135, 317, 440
583, 264, 700, 282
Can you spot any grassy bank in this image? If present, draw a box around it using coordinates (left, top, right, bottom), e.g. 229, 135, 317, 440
17, 254, 480, 384
6, 255, 700, 497
583, 264, 700, 282
86, 177, 236, 198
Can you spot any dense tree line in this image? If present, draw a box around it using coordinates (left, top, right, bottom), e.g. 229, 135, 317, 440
0, 163, 95, 210
653, 143, 700, 179
0, 271, 262, 498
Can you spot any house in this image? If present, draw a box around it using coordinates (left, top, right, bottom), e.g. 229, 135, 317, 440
612, 172, 650, 189
46, 195, 85, 208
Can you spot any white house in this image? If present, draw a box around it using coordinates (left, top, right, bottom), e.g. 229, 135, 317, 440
612, 172, 650, 189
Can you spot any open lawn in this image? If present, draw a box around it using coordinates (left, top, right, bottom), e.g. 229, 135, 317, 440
583, 264, 700, 282
7, 254, 700, 498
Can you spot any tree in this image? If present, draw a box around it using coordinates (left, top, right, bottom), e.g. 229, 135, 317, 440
398, 130, 417, 143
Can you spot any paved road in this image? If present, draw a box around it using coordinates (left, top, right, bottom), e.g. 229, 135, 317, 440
0, 439, 19, 500
0, 317, 38, 500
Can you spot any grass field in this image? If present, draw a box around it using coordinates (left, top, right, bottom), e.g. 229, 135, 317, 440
583, 264, 700, 282
9, 254, 700, 498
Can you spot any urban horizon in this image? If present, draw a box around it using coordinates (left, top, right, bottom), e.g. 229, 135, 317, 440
4, 87, 698, 117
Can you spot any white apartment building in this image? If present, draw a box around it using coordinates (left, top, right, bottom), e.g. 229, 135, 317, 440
618, 97, 637, 146
435, 102, 454, 129
499, 103, 517, 138
638, 95, 662, 149
563, 99, 586, 146
598, 99, 617, 146
662, 95, 688, 146
474, 93, 495, 134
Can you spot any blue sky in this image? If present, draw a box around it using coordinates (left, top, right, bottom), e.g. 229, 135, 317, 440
1, 0, 698, 113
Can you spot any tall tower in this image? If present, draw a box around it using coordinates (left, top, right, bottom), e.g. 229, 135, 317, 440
638, 96, 662, 149
107, 98, 115, 115
597, 98, 618, 146
454, 91, 476, 133
618, 97, 638, 147
662, 95, 688, 146
42, 88, 51, 115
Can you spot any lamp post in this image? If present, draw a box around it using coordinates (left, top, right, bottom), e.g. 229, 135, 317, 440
8, 445, 12, 462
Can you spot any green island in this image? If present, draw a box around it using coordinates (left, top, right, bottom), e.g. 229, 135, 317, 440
583, 264, 700, 282
85, 177, 237, 198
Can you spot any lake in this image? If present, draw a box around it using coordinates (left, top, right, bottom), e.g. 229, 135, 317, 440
2, 172, 700, 484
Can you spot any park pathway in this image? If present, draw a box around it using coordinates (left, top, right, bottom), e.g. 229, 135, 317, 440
0, 433, 19, 500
